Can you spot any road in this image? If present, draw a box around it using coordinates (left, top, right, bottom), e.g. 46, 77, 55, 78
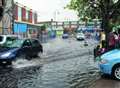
0, 37, 119, 88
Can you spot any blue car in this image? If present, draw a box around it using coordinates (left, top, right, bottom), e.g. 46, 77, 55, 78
62, 34, 69, 39
0, 38, 43, 66
99, 49, 120, 80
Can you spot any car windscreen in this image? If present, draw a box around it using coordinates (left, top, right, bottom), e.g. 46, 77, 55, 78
4, 39, 24, 48
77, 33, 84, 35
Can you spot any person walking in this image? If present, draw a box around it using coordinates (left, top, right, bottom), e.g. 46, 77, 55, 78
108, 32, 116, 50
117, 29, 120, 48
100, 30, 106, 48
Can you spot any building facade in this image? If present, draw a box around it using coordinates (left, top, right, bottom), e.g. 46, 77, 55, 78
0, 0, 40, 38
0, 0, 13, 34
14, 2, 39, 38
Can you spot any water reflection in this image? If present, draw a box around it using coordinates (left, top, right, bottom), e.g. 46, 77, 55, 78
0, 56, 99, 88
0, 66, 43, 88
0, 67, 17, 88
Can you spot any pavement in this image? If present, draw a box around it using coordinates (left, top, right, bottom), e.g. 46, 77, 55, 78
93, 78, 120, 88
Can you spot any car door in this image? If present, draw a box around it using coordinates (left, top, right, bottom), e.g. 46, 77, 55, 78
31, 39, 43, 55
22, 39, 33, 56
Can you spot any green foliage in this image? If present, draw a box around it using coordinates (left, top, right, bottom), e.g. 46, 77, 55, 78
40, 24, 46, 31
67, 0, 120, 21
66, 0, 90, 18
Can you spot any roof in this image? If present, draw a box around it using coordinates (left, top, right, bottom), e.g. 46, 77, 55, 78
0, 35, 18, 37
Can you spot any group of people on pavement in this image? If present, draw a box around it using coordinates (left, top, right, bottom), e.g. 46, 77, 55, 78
99, 29, 120, 50
108, 29, 120, 50
94, 29, 120, 58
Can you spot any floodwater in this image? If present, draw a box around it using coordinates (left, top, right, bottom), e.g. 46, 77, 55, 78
0, 38, 100, 88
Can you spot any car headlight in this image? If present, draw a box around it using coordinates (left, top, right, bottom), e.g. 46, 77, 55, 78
1, 52, 11, 58
100, 59, 108, 64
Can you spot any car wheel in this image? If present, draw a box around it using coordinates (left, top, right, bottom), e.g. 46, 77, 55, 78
112, 66, 120, 80
0, 61, 12, 66
32, 54, 39, 58
25, 55, 32, 60
0, 61, 5, 66
16, 54, 31, 60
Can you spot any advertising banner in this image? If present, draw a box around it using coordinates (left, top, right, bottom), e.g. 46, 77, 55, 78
14, 23, 27, 33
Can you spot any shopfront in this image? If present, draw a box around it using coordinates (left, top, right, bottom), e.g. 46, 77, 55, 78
27, 24, 40, 38
14, 22, 27, 38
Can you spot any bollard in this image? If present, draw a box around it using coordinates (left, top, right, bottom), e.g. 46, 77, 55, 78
84, 41, 88, 46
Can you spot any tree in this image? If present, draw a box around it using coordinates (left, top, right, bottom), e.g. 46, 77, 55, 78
41, 24, 46, 31
67, 0, 120, 48
0, 7, 3, 18
0, 0, 4, 20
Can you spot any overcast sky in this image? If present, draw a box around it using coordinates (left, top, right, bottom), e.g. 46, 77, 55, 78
14, 0, 78, 21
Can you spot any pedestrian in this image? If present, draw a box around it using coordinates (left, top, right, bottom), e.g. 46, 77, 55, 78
117, 29, 120, 48
108, 32, 116, 50
113, 31, 118, 48
99, 30, 105, 49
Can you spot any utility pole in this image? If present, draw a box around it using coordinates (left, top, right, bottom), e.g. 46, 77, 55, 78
0, 0, 4, 34
12, 0, 14, 34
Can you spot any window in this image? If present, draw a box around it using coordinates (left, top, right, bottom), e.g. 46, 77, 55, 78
32, 40, 40, 47
5, 37, 17, 46
23, 40, 31, 47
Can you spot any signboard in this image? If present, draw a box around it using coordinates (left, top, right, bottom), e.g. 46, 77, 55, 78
14, 23, 27, 33
57, 22, 62, 26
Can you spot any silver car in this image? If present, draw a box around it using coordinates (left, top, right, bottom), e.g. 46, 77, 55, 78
76, 33, 85, 40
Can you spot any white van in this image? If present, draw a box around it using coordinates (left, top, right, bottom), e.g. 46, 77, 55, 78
0, 35, 19, 45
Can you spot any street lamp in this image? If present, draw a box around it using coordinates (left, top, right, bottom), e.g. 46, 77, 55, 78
53, 10, 60, 21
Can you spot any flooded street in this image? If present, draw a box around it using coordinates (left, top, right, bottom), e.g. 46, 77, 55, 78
0, 38, 100, 88
0, 0, 120, 88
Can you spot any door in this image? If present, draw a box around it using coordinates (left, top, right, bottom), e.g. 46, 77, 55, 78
22, 39, 33, 56
31, 39, 42, 55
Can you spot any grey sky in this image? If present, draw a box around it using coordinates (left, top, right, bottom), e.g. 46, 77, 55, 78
14, 0, 78, 21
